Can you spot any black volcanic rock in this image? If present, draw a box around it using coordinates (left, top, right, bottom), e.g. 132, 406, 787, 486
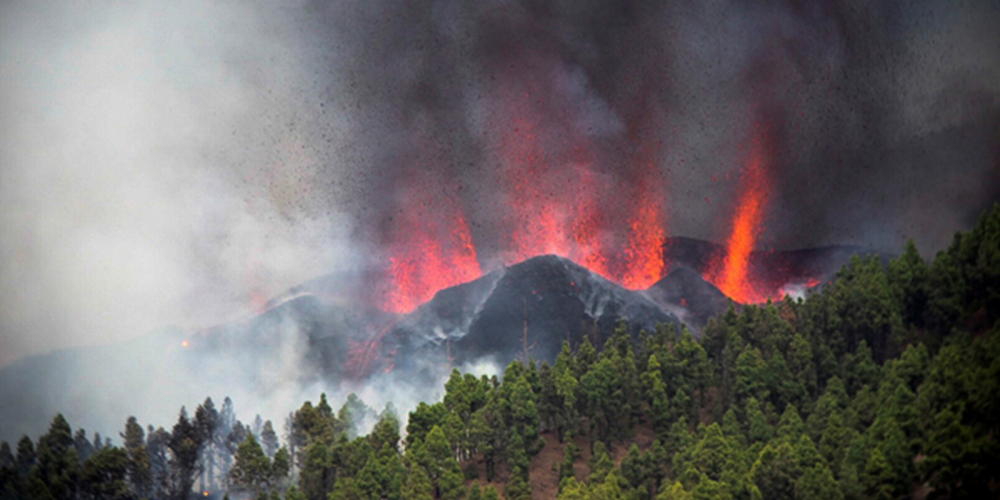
645, 266, 732, 331
387, 255, 680, 372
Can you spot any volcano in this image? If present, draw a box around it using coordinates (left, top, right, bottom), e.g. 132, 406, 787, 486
383, 254, 680, 374
222, 238, 873, 379
0, 238, 879, 442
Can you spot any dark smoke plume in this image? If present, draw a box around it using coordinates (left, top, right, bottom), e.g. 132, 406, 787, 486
300, 0, 1000, 264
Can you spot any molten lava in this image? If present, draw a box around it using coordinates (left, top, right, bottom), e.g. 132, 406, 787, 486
492, 91, 668, 289
617, 89, 668, 289
380, 180, 482, 314
570, 168, 612, 280
502, 115, 571, 261
621, 197, 666, 289
376, 79, 672, 315
706, 125, 772, 303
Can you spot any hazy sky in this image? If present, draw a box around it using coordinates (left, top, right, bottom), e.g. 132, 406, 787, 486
1, 0, 999, 366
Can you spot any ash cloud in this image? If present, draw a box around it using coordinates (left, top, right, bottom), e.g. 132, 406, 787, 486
300, 0, 1000, 260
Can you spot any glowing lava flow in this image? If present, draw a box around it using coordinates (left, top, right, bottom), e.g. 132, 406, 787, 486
384, 215, 481, 313
707, 126, 772, 303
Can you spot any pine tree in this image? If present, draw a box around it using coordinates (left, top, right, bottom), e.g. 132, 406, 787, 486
260, 421, 280, 459
231, 433, 273, 495
554, 363, 580, 443
74, 428, 94, 462
794, 464, 843, 500
79, 446, 131, 500
576, 336, 597, 380
690, 423, 733, 482
558, 437, 577, 489
750, 441, 800, 500
745, 398, 772, 444
34, 413, 79, 500
168, 407, 203, 500
338, 394, 372, 440
406, 403, 447, 447
588, 441, 613, 484
482, 485, 500, 500
466, 483, 482, 500
369, 405, 401, 454
887, 239, 929, 329
735, 348, 768, 405
818, 412, 849, 476
505, 473, 532, 500
194, 397, 219, 490
120, 416, 151, 498
15, 436, 35, 477
776, 404, 805, 442
298, 443, 332, 500
861, 448, 894, 500
401, 461, 433, 500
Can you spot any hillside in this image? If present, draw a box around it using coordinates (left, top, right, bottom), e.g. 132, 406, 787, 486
3, 206, 999, 499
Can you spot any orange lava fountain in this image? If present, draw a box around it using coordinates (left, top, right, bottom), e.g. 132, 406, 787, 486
707, 125, 772, 303
621, 196, 666, 289
380, 183, 482, 314
376, 82, 672, 314
502, 115, 571, 261
570, 168, 612, 280
619, 127, 667, 288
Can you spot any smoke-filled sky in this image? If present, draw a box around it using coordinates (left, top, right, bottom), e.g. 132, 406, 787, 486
1, 0, 999, 367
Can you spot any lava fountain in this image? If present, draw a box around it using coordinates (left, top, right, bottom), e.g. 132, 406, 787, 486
379, 176, 482, 314
706, 124, 773, 303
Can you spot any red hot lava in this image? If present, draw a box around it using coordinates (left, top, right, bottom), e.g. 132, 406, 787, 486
489, 85, 668, 290
374, 79, 675, 314
619, 120, 668, 289
570, 167, 613, 279
501, 114, 573, 261
705, 124, 774, 303
379, 178, 482, 314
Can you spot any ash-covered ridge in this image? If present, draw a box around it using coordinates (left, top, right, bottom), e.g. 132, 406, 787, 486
385, 255, 680, 372
645, 266, 732, 331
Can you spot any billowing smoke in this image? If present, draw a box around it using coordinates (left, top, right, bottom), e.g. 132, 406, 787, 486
298, 0, 1000, 303
1, 0, 998, 442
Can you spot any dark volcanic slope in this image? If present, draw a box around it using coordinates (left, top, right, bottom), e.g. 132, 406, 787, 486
388, 255, 680, 372
645, 266, 732, 331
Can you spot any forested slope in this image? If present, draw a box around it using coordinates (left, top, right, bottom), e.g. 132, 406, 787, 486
3, 204, 1000, 500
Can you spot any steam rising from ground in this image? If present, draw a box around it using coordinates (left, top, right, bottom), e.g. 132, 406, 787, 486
1, 0, 999, 441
